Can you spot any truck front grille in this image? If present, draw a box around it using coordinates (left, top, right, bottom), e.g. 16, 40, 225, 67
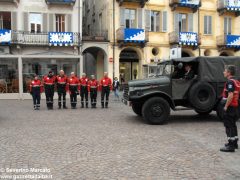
122, 83, 129, 100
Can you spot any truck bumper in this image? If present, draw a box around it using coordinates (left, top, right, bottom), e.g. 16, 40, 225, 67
122, 98, 132, 106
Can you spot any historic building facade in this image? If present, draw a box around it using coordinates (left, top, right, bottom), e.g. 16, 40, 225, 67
83, 0, 240, 81
0, 0, 83, 99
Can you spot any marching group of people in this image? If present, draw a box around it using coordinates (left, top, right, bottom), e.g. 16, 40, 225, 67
29, 71, 120, 110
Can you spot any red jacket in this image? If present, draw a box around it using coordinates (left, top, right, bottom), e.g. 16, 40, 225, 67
56, 75, 68, 91
43, 75, 55, 85
79, 77, 89, 87
100, 77, 112, 91
68, 76, 80, 92
222, 79, 240, 107
88, 79, 99, 92
29, 79, 43, 93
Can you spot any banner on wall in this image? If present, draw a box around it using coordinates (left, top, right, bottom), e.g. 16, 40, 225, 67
179, 32, 198, 46
227, 0, 240, 10
0, 29, 11, 44
180, 0, 200, 5
49, 32, 73, 46
226, 35, 240, 47
124, 29, 145, 43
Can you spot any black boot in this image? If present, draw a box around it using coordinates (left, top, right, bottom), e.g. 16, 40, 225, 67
101, 102, 104, 108
86, 103, 88, 108
105, 102, 108, 108
221, 141, 235, 152
81, 103, 84, 108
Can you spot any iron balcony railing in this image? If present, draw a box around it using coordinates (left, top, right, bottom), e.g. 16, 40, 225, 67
45, 0, 76, 5
116, 0, 149, 7
169, 0, 201, 12
82, 29, 108, 41
11, 31, 80, 46
169, 31, 201, 46
0, 0, 19, 3
217, 0, 240, 11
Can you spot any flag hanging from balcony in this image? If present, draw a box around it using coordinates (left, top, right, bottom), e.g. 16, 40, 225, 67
0, 29, 11, 45
226, 35, 240, 48
227, 0, 240, 11
49, 32, 73, 46
179, 32, 198, 46
124, 29, 145, 43
180, 0, 200, 7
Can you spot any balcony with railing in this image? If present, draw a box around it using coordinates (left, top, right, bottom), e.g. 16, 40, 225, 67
116, 0, 149, 8
169, 31, 201, 47
82, 29, 108, 42
45, 0, 76, 5
0, 29, 11, 45
11, 31, 80, 46
0, 0, 19, 4
217, 0, 240, 16
217, 34, 240, 50
116, 28, 149, 47
169, 0, 201, 12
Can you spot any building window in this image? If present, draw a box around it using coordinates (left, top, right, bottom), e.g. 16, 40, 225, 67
204, 15, 212, 35
178, 13, 187, 32
56, 14, 65, 32
0, 59, 19, 94
0, 12, 11, 30
124, 9, 136, 28
224, 17, 231, 35
150, 11, 160, 32
22, 59, 79, 93
29, 13, 42, 33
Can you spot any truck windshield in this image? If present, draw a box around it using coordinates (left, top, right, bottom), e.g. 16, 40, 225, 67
156, 64, 173, 76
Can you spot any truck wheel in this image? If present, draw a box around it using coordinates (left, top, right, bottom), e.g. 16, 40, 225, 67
132, 103, 142, 116
188, 82, 216, 112
142, 97, 170, 125
195, 109, 212, 116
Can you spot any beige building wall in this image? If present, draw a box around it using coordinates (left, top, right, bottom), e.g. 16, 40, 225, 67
83, 0, 240, 80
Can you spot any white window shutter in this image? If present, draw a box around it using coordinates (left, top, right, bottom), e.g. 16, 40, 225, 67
188, 13, 193, 32
137, 8, 143, 29
174, 12, 179, 33
161, 11, 167, 32
120, 8, 125, 27
145, 9, 151, 31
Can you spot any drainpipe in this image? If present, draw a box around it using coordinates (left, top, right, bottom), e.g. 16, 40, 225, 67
198, 1, 201, 56
113, 0, 116, 79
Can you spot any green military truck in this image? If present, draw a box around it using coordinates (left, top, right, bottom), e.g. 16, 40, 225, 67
122, 56, 240, 124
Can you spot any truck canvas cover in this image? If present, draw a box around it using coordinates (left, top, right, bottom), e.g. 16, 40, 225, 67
172, 56, 240, 82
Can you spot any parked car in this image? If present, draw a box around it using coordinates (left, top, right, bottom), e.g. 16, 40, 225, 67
122, 56, 240, 124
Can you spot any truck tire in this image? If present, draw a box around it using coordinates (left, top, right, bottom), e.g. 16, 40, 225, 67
132, 103, 142, 116
142, 97, 170, 125
188, 82, 216, 112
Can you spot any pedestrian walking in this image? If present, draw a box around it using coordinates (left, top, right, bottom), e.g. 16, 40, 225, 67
100, 72, 112, 108
88, 75, 99, 108
56, 70, 68, 109
68, 72, 79, 109
113, 77, 120, 101
43, 71, 55, 110
79, 73, 89, 108
29, 74, 43, 110
220, 65, 239, 152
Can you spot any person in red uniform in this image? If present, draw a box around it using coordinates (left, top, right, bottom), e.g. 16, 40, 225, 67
220, 65, 239, 152
88, 75, 99, 108
100, 72, 112, 108
43, 71, 55, 110
56, 70, 68, 109
79, 73, 89, 108
68, 72, 79, 109
29, 74, 43, 110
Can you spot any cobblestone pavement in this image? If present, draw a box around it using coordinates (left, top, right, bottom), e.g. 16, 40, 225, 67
0, 94, 240, 180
